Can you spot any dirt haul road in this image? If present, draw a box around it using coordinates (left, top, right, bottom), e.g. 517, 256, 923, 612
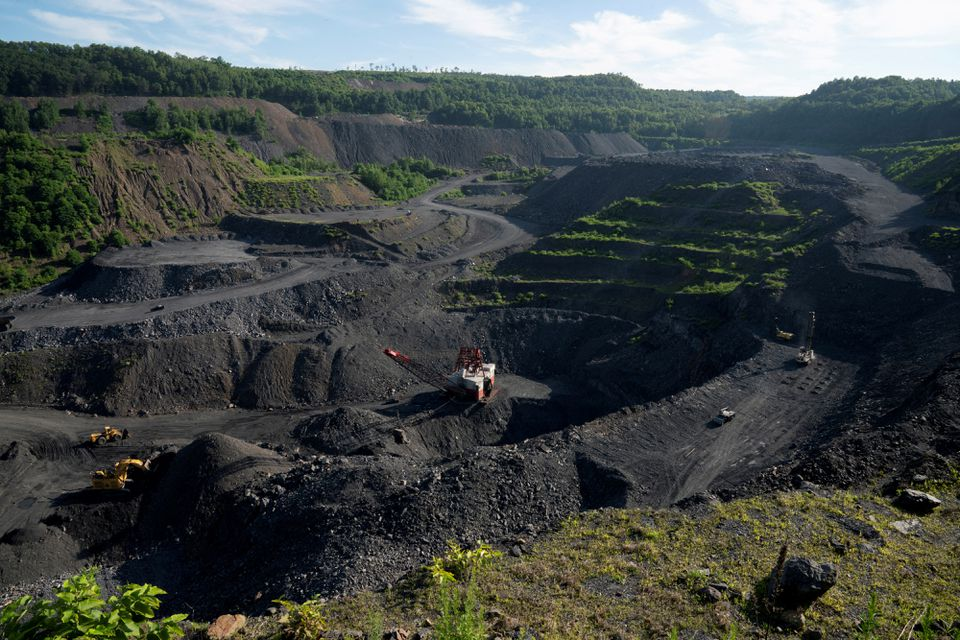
2, 175, 532, 332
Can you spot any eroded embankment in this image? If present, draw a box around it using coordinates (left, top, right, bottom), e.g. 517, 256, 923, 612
311, 116, 646, 167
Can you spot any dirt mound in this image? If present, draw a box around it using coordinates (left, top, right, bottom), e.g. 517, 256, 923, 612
293, 407, 387, 454
139, 433, 290, 541
0, 523, 81, 589
68, 241, 294, 303
103, 431, 581, 616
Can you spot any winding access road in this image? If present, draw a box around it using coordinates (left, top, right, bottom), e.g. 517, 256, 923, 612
1, 176, 532, 332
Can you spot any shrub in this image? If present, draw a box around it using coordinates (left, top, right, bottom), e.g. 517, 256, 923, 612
274, 598, 327, 640
29, 98, 60, 130
65, 249, 85, 267
428, 541, 500, 640
107, 229, 129, 248
0, 568, 187, 640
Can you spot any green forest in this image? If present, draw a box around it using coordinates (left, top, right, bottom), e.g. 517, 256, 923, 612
122, 99, 267, 139
731, 77, 960, 145
0, 41, 751, 141
0, 132, 101, 289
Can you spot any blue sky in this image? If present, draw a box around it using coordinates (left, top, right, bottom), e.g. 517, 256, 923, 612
1, 0, 958, 96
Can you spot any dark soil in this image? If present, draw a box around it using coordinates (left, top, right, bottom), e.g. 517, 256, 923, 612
1, 148, 958, 619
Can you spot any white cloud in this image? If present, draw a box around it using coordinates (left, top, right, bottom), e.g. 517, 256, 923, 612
30, 9, 135, 44
405, 0, 526, 40
29, 0, 326, 59
73, 0, 164, 23
844, 0, 960, 45
706, 0, 842, 68
182, 0, 316, 16
527, 10, 694, 70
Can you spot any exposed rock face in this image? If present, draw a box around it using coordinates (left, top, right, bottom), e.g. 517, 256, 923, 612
314, 116, 647, 167
890, 519, 922, 535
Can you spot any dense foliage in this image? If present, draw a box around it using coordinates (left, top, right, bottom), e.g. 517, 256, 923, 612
0, 131, 100, 258
0, 99, 28, 131
858, 137, 960, 196
122, 99, 266, 138
0, 41, 750, 139
353, 157, 461, 200
266, 147, 339, 175
733, 77, 960, 145
0, 568, 187, 640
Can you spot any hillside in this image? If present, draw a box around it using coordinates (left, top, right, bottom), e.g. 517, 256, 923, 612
2, 40, 960, 640
0, 94, 646, 293
732, 77, 960, 146
0, 41, 753, 145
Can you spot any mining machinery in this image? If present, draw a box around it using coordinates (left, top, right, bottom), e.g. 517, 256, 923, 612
383, 346, 497, 402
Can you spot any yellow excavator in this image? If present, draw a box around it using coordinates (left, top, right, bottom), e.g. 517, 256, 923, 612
775, 327, 795, 341
774, 317, 795, 341
90, 458, 149, 490
87, 426, 128, 446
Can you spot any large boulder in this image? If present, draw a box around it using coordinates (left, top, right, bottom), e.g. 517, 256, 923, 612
761, 552, 837, 630
207, 614, 246, 639
770, 557, 837, 610
894, 489, 942, 515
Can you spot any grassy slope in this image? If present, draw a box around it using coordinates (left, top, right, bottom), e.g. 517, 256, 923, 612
0, 125, 376, 294
857, 137, 960, 197
237, 475, 960, 639
448, 180, 828, 312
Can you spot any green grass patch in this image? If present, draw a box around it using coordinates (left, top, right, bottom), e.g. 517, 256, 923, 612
303, 476, 960, 639
439, 188, 465, 199
921, 226, 960, 249
529, 248, 623, 260
858, 137, 960, 196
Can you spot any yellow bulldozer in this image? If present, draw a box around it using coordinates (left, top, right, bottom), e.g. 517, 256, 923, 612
87, 426, 128, 446
90, 458, 149, 490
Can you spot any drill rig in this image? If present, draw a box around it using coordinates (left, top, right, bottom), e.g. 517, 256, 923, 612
795, 311, 816, 366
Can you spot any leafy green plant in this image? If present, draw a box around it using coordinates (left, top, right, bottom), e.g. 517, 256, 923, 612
0, 568, 187, 640
428, 541, 501, 640
274, 598, 327, 640
857, 592, 881, 640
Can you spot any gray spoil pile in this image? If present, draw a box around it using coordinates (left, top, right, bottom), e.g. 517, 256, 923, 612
139, 433, 291, 538
515, 151, 858, 226
0, 277, 356, 352
115, 431, 581, 617
72, 249, 292, 303
0, 523, 81, 590
314, 116, 646, 167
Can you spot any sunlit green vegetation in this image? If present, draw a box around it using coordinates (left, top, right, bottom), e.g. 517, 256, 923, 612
0, 132, 100, 291
858, 137, 960, 196
353, 157, 461, 201
491, 180, 826, 300
122, 99, 267, 139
